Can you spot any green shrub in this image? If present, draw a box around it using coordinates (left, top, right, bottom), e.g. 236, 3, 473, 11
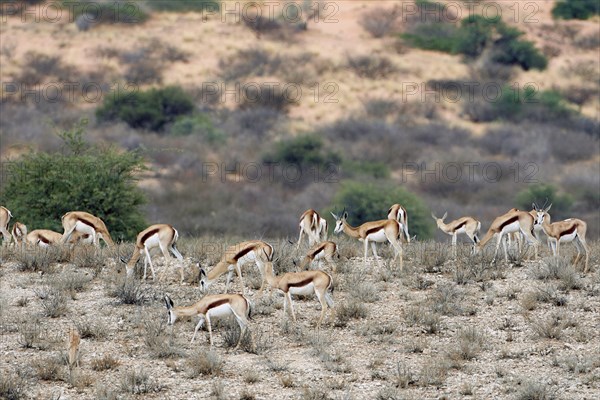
552, 0, 599, 20
453, 15, 498, 57
97, 86, 194, 131
328, 180, 433, 239
0, 120, 147, 241
515, 184, 573, 219
170, 114, 225, 144
263, 135, 341, 177
145, 0, 220, 13
341, 160, 390, 179
493, 25, 548, 71
401, 23, 458, 53
487, 85, 575, 122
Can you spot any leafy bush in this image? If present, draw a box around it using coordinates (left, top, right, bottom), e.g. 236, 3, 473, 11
96, 86, 194, 131
145, 0, 220, 13
170, 114, 225, 144
0, 120, 147, 241
492, 25, 548, 71
328, 180, 433, 239
552, 0, 599, 20
515, 184, 573, 219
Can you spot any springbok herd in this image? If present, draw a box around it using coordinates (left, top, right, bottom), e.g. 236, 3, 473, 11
0, 202, 592, 351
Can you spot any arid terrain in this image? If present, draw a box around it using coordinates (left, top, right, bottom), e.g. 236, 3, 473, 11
0, 238, 598, 399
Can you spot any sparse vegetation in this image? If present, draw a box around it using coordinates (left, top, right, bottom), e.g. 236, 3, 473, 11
186, 349, 223, 378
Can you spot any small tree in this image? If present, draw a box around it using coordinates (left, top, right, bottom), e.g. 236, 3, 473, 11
328, 180, 433, 239
552, 0, 599, 20
0, 120, 147, 241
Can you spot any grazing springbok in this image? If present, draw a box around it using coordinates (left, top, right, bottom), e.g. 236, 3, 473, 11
297, 209, 328, 249
476, 208, 539, 263
68, 328, 81, 369
0, 206, 12, 245
331, 209, 403, 270
121, 224, 185, 283
431, 212, 481, 256
264, 260, 334, 329
295, 241, 338, 272
164, 294, 253, 349
387, 204, 410, 243
199, 240, 274, 294
61, 211, 114, 247
534, 203, 590, 273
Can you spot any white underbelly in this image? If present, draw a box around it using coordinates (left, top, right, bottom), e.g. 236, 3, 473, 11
559, 231, 576, 243
207, 304, 233, 319
366, 230, 387, 242
144, 234, 161, 249
502, 221, 521, 234
239, 252, 257, 264
75, 221, 95, 235
289, 283, 316, 296
455, 227, 467, 235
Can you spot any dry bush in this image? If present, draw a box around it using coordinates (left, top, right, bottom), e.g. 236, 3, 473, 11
75, 317, 108, 340
429, 283, 465, 316
334, 300, 368, 327
574, 32, 600, 49
108, 278, 150, 305
48, 271, 92, 299
300, 386, 333, 400
186, 349, 223, 378
418, 358, 449, 388
119, 368, 161, 395
0, 371, 26, 400
221, 318, 267, 354
18, 51, 76, 85
239, 84, 299, 113
143, 313, 184, 359
348, 276, 380, 303
514, 380, 558, 400
359, 6, 400, 38
72, 246, 105, 276
243, 369, 261, 384
14, 248, 56, 273
35, 355, 64, 381
446, 326, 485, 364
91, 354, 120, 371
530, 313, 569, 340
35, 286, 69, 318
531, 257, 582, 291
347, 54, 397, 79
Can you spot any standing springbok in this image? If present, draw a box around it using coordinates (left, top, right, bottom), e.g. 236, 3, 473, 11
61, 211, 114, 247
295, 241, 338, 272
387, 204, 410, 243
332, 209, 403, 270
121, 224, 185, 283
0, 206, 12, 245
199, 240, 274, 294
264, 260, 334, 329
534, 203, 590, 273
297, 209, 328, 249
476, 209, 539, 263
431, 212, 481, 256
164, 294, 253, 349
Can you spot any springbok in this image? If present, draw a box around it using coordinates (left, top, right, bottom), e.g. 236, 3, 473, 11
476, 208, 539, 263
199, 240, 274, 294
264, 260, 334, 329
431, 212, 481, 256
164, 294, 253, 349
0, 206, 12, 245
61, 211, 114, 247
297, 209, 328, 249
121, 224, 185, 283
331, 209, 403, 270
387, 204, 410, 243
295, 241, 338, 272
534, 203, 590, 273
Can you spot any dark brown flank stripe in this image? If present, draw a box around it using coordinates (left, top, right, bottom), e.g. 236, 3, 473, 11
78, 217, 96, 229
234, 246, 254, 261
207, 299, 229, 310
309, 243, 326, 259
39, 234, 51, 244
365, 226, 384, 236
453, 220, 467, 232
140, 228, 160, 244
387, 206, 394, 215
560, 225, 576, 237
499, 215, 519, 231
287, 277, 314, 289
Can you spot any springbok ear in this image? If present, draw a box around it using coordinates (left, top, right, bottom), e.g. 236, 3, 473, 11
431, 212, 437, 220
545, 203, 552, 213
532, 202, 538, 211
164, 295, 173, 309
342, 212, 348, 219
199, 267, 206, 278
442, 212, 447, 220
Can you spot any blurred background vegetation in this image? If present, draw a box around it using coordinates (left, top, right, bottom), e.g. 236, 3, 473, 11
0, 0, 598, 241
